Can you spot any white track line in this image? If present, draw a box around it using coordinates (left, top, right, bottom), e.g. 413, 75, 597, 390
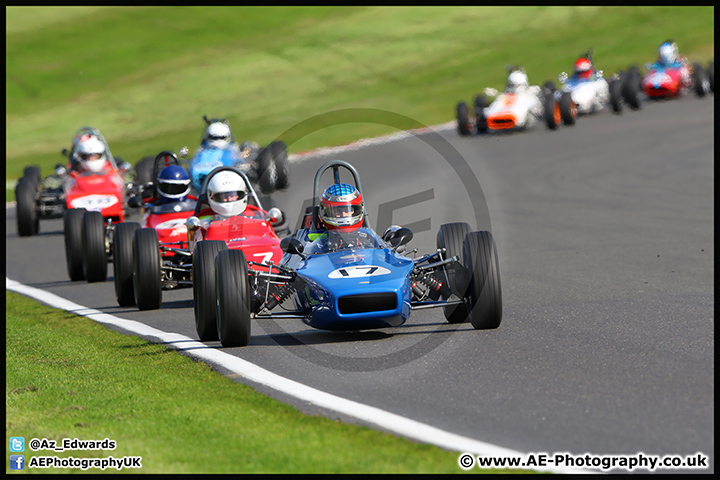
6, 277, 596, 474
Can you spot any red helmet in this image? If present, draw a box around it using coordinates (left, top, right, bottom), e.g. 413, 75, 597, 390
574, 57, 593, 79
319, 183, 364, 232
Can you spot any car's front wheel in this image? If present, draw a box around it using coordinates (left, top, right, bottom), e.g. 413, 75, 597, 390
64, 208, 87, 281
113, 222, 141, 306
133, 228, 162, 310
436, 222, 471, 324
559, 91, 577, 125
216, 249, 252, 347
463, 231, 502, 330
82, 211, 108, 282
193, 240, 228, 341
456, 102, 472, 136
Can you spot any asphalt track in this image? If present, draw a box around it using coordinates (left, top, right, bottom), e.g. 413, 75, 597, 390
6, 94, 714, 473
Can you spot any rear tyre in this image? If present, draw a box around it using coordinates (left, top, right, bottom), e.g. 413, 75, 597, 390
559, 91, 577, 125
543, 92, 559, 130
622, 66, 642, 110
436, 222, 471, 324
15, 177, 39, 237
473, 95, 488, 134
133, 228, 162, 310
543, 80, 556, 93
270, 141, 290, 191
216, 249, 252, 347
82, 211, 108, 283
456, 102, 472, 136
113, 222, 141, 306
193, 240, 228, 341
64, 208, 87, 281
463, 231, 502, 330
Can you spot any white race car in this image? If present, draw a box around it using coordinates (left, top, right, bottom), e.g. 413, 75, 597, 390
456, 68, 563, 135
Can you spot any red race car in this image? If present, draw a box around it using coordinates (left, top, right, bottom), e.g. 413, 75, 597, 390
120, 165, 287, 311
620, 41, 712, 109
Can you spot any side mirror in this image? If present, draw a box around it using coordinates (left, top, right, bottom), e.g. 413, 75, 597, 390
280, 237, 305, 257
185, 216, 201, 231
177, 146, 189, 158
596, 69, 604, 78
386, 227, 413, 248
127, 196, 144, 209
61, 148, 69, 157
558, 72, 568, 83
266, 207, 283, 225
54, 164, 67, 176
382, 225, 402, 242
119, 161, 132, 173
644, 62, 652, 71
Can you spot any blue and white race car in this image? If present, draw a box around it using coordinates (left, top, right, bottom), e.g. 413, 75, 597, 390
186, 115, 289, 196
194, 159, 503, 347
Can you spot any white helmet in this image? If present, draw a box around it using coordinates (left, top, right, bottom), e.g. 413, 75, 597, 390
76, 137, 107, 173
207, 170, 248, 218
203, 122, 232, 149
506, 69, 529, 92
658, 41, 678, 65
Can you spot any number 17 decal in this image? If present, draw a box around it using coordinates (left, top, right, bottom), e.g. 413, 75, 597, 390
328, 265, 391, 278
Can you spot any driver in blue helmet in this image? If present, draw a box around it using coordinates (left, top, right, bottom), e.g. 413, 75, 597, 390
147, 165, 197, 212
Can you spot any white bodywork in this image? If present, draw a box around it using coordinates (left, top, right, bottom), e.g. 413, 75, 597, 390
482, 85, 546, 130
556, 73, 610, 115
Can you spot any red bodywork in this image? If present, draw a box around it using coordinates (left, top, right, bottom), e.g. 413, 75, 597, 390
190, 204, 283, 272
641, 65, 691, 98
64, 167, 126, 222
140, 197, 198, 256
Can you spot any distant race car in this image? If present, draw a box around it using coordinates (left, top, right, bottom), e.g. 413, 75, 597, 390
110, 151, 199, 306
620, 59, 712, 110
185, 115, 290, 196
545, 52, 624, 120
198, 159, 503, 348
120, 165, 287, 311
15, 126, 137, 238
456, 67, 563, 135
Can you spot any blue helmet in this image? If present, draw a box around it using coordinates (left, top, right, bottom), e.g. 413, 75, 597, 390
157, 165, 191, 203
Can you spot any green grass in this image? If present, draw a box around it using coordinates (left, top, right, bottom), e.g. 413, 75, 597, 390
5, 291, 533, 474
5, 6, 714, 199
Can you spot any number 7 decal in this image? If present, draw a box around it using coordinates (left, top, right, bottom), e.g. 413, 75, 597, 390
253, 252, 273, 264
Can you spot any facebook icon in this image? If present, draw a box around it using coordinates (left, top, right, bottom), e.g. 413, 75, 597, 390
10, 455, 25, 470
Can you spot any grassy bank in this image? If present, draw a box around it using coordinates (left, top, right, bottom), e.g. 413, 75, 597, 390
6, 6, 714, 194
5, 291, 532, 474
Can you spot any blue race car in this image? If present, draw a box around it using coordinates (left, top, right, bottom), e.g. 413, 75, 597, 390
194, 159, 503, 347
187, 115, 289, 196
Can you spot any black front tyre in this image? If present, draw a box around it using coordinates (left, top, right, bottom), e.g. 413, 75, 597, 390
82, 211, 108, 282
691, 62, 709, 97
133, 228, 162, 310
216, 249, 252, 347
473, 95, 488, 134
64, 208, 87, 281
559, 91, 577, 125
456, 102, 472, 136
15, 177, 39, 237
257, 147, 275, 195
113, 222, 141, 306
193, 240, 228, 341
436, 222, 471, 324
708, 61, 714, 93
543, 92, 559, 130
622, 66, 642, 110
608, 78, 623, 114
23, 166, 42, 186
463, 231, 502, 330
